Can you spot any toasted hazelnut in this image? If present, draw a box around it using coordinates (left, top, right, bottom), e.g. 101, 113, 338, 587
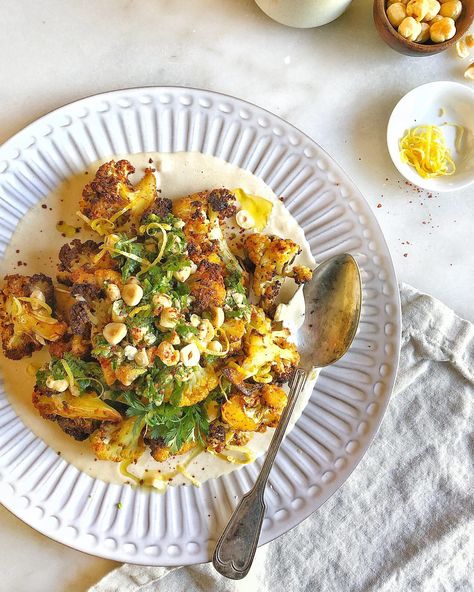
456, 38, 470, 58
416, 21, 431, 41
198, 319, 215, 343
122, 283, 143, 307
207, 340, 223, 353
173, 266, 192, 283
153, 293, 172, 314
406, 0, 430, 21
180, 343, 200, 367
134, 348, 150, 368
464, 62, 474, 79
422, 0, 440, 20
105, 283, 121, 302
465, 34, 474, 48
103, 322, 127, 345
210, 307, 225, 328
30, 288, 45, 310
156, 341, 179, 366
439, 0, 462, 19
430, 16, 456, 42
387, 3, 408, 27
45, 376, 69, 392
159, 307, 180, 329
126, 276, 140, 285
235, 210, 255, 230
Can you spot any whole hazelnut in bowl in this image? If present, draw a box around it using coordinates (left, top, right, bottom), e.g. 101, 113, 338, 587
373, 0, 474, 56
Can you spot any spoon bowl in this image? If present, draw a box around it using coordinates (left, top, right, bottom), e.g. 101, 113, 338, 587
296, 253, 362, 371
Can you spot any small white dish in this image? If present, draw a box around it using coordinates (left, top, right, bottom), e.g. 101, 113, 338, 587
387, 81, 474, 192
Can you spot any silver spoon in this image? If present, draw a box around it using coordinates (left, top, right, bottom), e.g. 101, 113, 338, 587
213, 253, 362, 580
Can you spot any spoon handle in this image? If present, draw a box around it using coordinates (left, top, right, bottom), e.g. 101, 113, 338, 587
213, 368, 308, 580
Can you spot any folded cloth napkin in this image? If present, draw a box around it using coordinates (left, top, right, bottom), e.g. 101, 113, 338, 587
90, 283, 474, 592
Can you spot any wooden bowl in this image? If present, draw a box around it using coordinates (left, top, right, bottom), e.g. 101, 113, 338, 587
373, 0, 474, 56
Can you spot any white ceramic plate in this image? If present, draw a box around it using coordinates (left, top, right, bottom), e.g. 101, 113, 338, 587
0, 87, 400, 565
387, 81, 474, 192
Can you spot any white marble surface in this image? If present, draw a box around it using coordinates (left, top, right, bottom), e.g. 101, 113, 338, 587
0, 0, 472, 590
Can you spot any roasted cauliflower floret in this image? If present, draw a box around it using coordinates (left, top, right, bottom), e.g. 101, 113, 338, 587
0, 274, 67, 359
32, 387, 121, 421
144, 437, 197, 463
224, 307, 299, 385
48, 334, 90, 359
80, 161, 158, 232
188, 260, 226, 313
207, 188, 237, 220
90, 417, 145, 462
221, 318, 246, 354
55, 417, 101, 441
80, 160, 135, 221
205, 420, 228, 453
140, 197, 172, 223
57, 239, 118, 285
177, 366, 219, 407
244, 233, 302, 315
173, 190, 237, 269
290, 265, 313, 285
222, 395, 259, 432
220, 384, 288, 435
32, 387, 121, 440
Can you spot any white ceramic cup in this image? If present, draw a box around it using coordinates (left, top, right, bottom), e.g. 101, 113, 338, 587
255, 0, 353, 28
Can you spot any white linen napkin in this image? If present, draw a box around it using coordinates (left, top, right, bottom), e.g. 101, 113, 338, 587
90, 283, 474, 592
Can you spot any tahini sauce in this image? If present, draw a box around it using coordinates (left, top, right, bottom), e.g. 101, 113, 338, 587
0, 152, 318, 488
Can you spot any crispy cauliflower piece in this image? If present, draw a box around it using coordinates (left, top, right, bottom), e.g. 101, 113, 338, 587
205, 420, 228, 453
207, 189, 237, 220
80, 161, 159, 226
144, 437, 197, 463
177, 366, 219, 407
115, 364, 147, 387
48, 334, 90, 359
140, 197, 172, 223
32, 387, 121, 421
224, 307, 299, 385
244, 233, 302, 316
260, 384, 288, 410
222, 395, 259, 432
0, 274, 67, 359
290, 265, 313, 285
55, 417, 101, 441
57, 239, 117, 285
188, 260, 226, 313
32, 387, 121, 440
221, 318, 246, 354
173, 189, 237, 269
90, 417, 145, 462
220, 384, 288, 435
79, 160, 135, 221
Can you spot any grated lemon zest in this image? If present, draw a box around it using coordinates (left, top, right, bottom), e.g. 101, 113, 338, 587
399, 125, 456, 179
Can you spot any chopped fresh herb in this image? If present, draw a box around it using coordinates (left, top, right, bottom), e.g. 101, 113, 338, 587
116, 502, 123, 510
37, 353, 106, 396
